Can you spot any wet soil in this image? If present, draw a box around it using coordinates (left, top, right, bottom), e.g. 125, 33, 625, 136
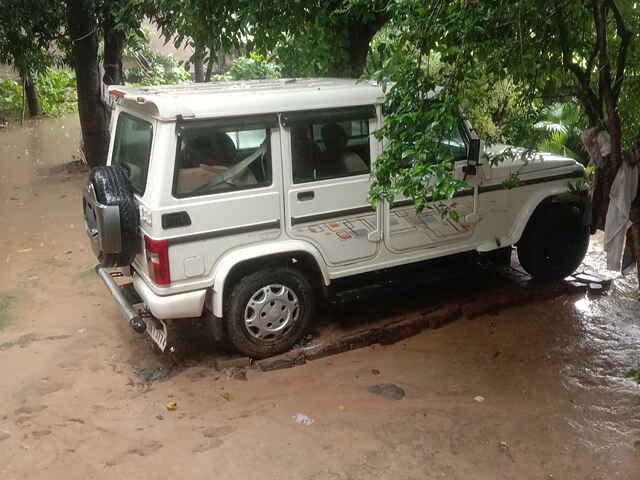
1, 115, 639, 479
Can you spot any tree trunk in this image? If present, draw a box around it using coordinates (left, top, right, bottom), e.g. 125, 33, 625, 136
66, 0, 110, 168
346, 14, 388, 77
205, 46, 215, 82
21, 71, 42, 117
589, 1, 623, 231
103, 14, 125, 86
217, 49, 225, 73
193, 44, 205, 82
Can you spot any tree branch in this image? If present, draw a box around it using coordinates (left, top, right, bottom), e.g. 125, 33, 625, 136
593, 0, 623, 164
556, 3, 603, 124
586, 39, 599, 75
608, 0, 633, 100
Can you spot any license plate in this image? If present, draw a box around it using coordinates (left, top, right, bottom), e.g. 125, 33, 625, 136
146, 318, 168, 352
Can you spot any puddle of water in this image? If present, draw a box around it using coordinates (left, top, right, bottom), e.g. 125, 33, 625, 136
574, 296, 591, 314
560, 233, 640, 444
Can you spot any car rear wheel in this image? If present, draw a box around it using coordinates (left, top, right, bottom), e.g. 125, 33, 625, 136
225, 268, 315, 359
517, 203, 589, 280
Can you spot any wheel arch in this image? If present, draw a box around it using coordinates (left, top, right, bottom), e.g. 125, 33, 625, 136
210, 240, 330, 318
503, 187, 588, 247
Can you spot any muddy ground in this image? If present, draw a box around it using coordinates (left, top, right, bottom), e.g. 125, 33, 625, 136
1, 115, 639, 479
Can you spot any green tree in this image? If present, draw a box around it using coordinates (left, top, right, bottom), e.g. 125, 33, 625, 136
535, 102, 588, 162
223, 54, 281, 81
242, 0, 388, 77
0, 1, 65, 117
64, 0, 150, 167
123, 29, 190, 86
152, 0, 244, 82
153, 0, 389, 79
368, 0, 639, 281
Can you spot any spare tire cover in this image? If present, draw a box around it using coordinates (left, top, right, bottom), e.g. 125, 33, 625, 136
88, 165, 140, 267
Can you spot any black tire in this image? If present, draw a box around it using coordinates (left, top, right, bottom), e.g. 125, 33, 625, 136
487, 246, 513, 266
225, 268, 315, 359
517, 203, 589, 280
88, 166, 140, 267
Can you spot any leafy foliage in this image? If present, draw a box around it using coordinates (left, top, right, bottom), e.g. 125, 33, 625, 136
0, 0, 64, 74
123, 29, 190, 86
0, 69, 77, 117
535, 102, 588, 162
244, 2, 350, 77
151, 0, 245, 81
243, 0, 388, 77
0, 78, 22, 114
36, 69, 78, 116
212, 54, 281, 81
367, 0, 638, 217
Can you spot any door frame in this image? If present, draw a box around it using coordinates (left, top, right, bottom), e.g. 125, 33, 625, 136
279, 109, 384, 267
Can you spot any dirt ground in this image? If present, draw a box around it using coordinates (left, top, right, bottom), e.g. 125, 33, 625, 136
1, 115, 639, 480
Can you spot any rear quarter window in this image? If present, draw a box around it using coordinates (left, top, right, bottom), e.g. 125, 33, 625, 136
173, 124, 272, 198
111, 112, 153, 195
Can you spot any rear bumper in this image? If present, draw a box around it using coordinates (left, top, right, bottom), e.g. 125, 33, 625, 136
96, 265, 207, 321
132, 273, 207, 319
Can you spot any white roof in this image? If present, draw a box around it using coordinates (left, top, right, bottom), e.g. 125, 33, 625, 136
109, 78, 384, 121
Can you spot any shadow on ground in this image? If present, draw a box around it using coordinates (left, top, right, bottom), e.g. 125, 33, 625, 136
130, 255, 598, 382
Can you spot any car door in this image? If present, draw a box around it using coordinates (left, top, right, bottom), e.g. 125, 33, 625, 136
384, 120, 481, 253
281, 106, 382, 267
161, 115, 283, 285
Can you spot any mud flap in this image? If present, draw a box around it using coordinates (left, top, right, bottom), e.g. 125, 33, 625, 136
205, 311, 226, 343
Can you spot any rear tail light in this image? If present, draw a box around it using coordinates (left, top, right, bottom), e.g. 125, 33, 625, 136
144, 236, 171, 285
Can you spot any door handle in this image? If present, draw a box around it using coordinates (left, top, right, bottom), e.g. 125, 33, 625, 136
297, 191, 315, 201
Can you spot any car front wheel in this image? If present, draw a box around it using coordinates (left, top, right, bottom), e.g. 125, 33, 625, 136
517, 203, 589, 280
225, 267, 315, 359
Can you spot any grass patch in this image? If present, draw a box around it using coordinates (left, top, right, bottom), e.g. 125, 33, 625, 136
0, 333, 37, 351
626, 361, 640, 384
0, 292, 16, 331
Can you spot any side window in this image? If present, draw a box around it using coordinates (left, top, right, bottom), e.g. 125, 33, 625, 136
398, 122, 468, 169
438, 123, 467, 161
291, 117, 371, 184
111, 112, 153, 194
173, 125, 272, 198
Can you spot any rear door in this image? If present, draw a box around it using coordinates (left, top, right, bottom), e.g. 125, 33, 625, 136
281, 107, 382, 267
154, 115, 283, 285
108, 108, 156, 276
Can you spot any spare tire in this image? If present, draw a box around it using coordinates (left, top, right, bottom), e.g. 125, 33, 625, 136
83, 166, 140, 267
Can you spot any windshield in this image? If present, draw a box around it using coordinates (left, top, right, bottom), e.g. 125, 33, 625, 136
111, 112, 153, 194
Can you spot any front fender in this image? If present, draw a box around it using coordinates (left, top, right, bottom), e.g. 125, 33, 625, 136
210, 239, 330, 317
502, 184, 578, 247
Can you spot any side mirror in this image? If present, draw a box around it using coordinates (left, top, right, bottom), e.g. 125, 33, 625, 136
460, 116, 481, 170
468, 137, 480, 164
463, 135, 481, 176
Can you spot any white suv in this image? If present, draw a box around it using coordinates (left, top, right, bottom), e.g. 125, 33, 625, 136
83, 78, 589, 358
